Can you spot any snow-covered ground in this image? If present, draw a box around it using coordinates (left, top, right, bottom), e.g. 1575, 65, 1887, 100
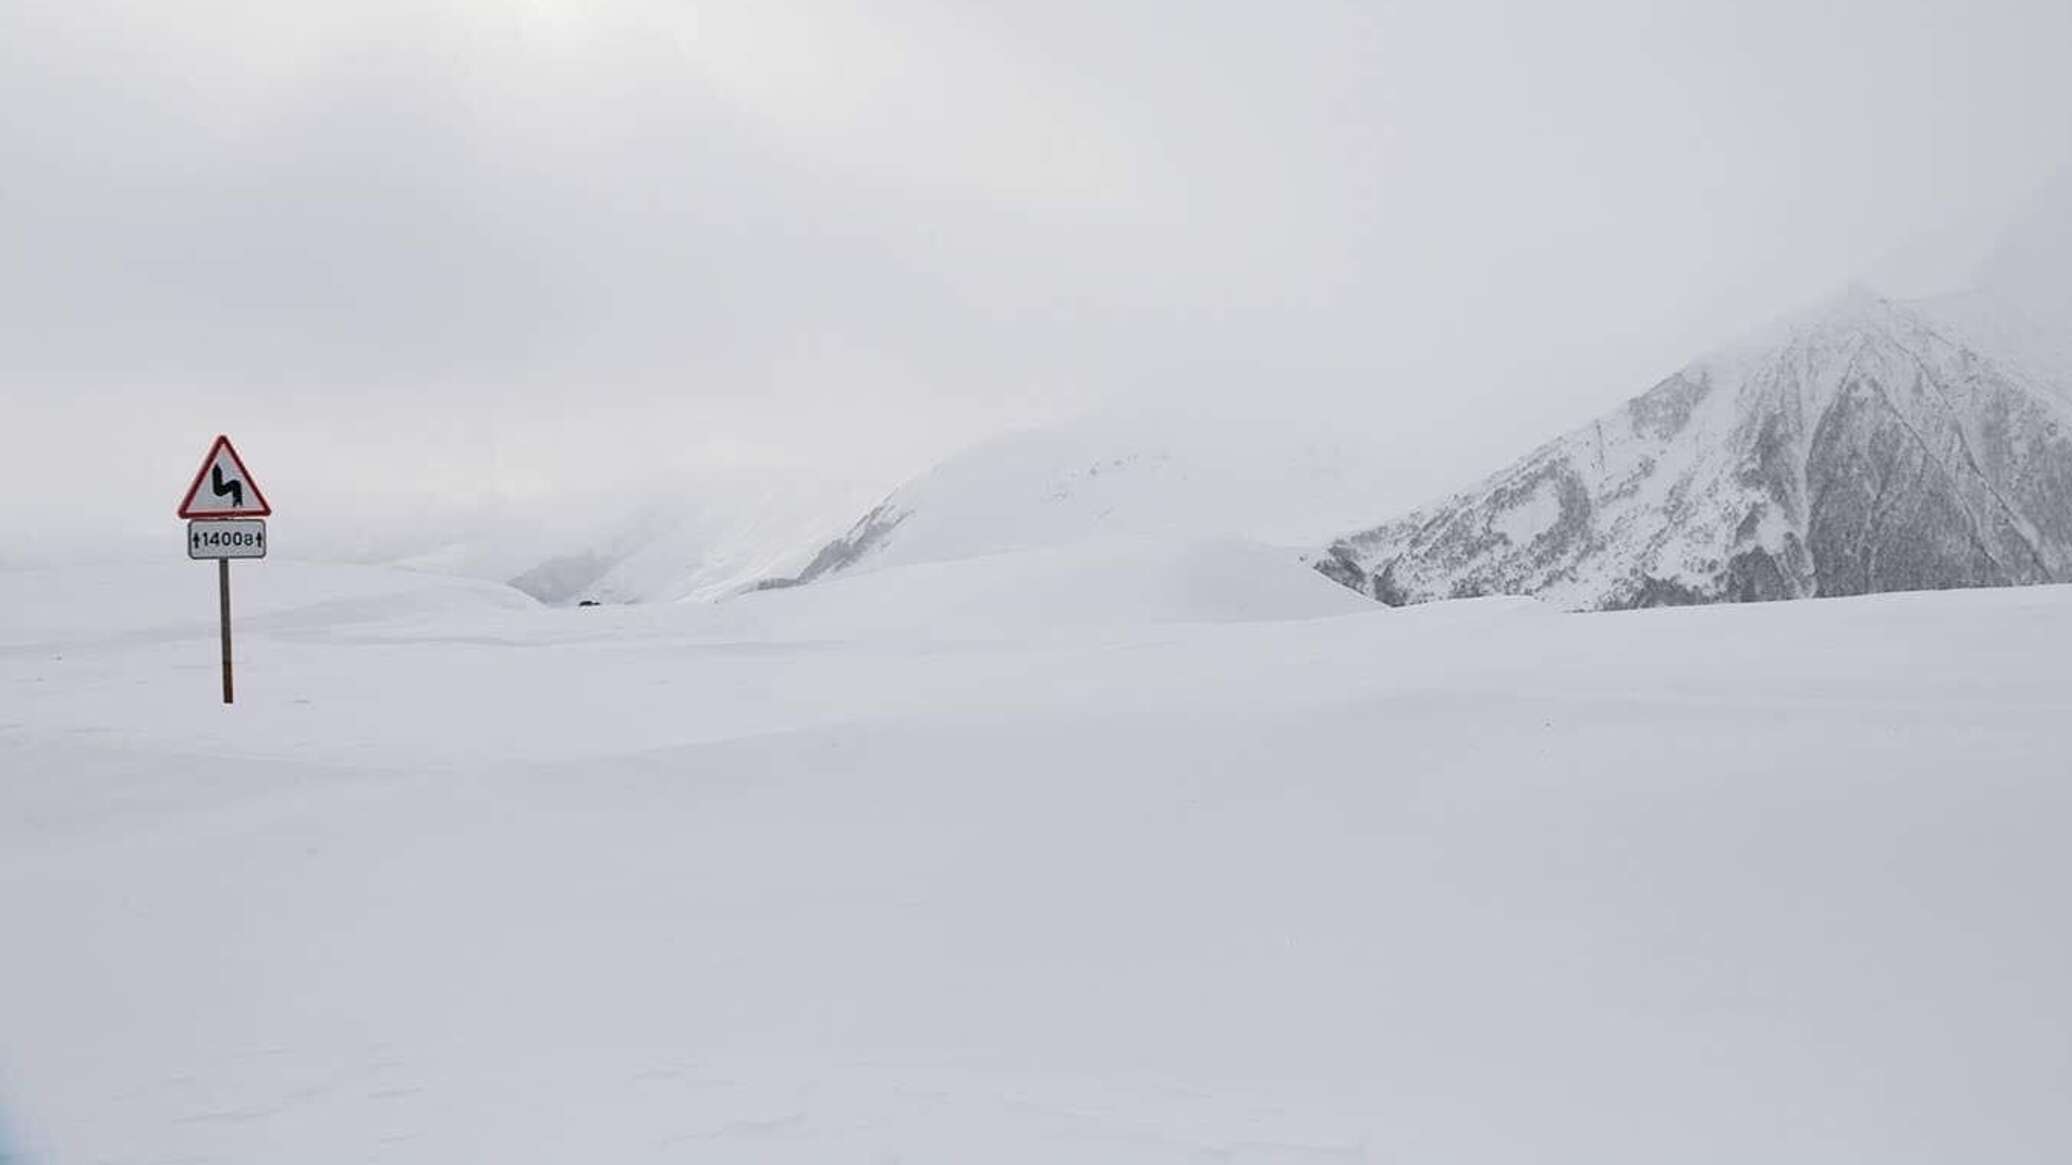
2, 552, 2069, 1163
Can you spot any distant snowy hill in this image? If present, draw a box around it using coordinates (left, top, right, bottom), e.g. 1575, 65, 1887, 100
756, 406, 1407, 590
742, 536, 1374, 638
390, 471, 883, 605
1318, 179, 2072, 611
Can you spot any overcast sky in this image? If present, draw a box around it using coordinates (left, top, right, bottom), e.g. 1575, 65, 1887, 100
6, 0, 2071, 556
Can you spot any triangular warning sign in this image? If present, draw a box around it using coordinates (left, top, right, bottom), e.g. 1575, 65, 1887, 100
177, 435, 272, 518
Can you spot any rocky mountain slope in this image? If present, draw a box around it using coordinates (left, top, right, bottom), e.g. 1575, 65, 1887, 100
1316, 288, 2072, 609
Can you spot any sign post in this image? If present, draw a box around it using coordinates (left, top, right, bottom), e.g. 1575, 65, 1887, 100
177, 436, 272, 705
219, 558, 233, 704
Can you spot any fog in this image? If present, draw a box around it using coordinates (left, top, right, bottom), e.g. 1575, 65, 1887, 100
6, 0, 2070, 565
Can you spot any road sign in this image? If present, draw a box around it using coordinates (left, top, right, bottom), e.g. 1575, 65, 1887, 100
188, 519, 267, 560
177, 434, 272, 518
177, 436, 271, 704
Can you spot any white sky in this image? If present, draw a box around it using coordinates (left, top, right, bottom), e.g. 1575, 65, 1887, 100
5, 0, 2071, 557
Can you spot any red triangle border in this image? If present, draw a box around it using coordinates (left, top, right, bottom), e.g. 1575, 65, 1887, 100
177, 435, 273, 518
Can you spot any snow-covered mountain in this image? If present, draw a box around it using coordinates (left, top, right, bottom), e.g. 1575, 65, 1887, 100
1316, 175, 2072, 611
1316, 287, 2072, 610
388, 471, 882, 605
755, 405, 1410, 590
767, 179, 2072, 610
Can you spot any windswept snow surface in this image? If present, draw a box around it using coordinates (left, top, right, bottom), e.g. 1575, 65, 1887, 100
3, 559, 2070, 1163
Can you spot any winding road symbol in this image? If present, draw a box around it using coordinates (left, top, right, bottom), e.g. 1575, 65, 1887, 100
211, 465, 245, 509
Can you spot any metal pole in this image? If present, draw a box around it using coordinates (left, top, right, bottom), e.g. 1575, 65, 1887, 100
218, 557, 234, 705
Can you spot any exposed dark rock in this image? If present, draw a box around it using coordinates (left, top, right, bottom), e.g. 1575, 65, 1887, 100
752, 503, 910, 591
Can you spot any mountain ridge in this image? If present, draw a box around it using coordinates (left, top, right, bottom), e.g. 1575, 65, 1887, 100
1314, 289, 2072, 610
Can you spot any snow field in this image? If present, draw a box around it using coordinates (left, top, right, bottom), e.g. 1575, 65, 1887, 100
2, 554, 2069, 1162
